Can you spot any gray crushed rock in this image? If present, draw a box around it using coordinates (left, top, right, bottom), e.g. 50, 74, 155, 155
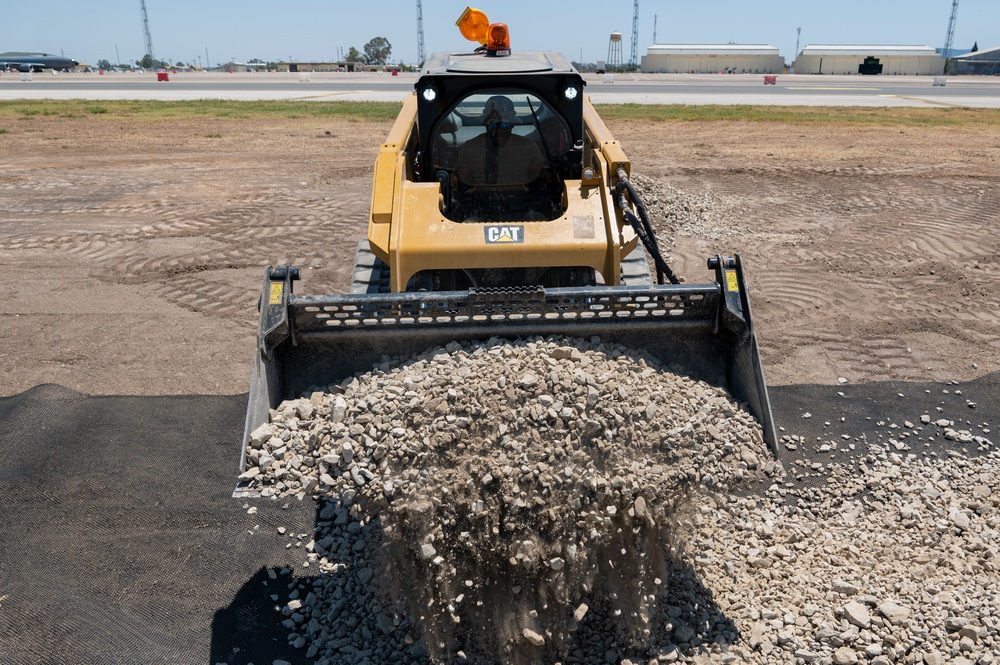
630, 173, 748, 244
243, 336, 999, 665
244, 335, 770, 663
670, 418, 999, 665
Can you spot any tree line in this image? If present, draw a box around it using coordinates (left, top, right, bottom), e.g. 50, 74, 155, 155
93, 36, 393, 71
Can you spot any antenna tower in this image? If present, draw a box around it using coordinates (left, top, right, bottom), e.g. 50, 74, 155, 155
942, 0, 959, 62
629, 0, 640, 68
140, 0, 155, 64
416, 0, 426, 65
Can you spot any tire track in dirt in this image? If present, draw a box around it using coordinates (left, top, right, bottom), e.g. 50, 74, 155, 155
685, 164, 1000, 384
1, 179, 370, 317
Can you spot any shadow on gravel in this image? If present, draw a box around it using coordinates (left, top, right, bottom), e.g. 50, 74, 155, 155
211, 498, 738, 665
210, 566, 313, 665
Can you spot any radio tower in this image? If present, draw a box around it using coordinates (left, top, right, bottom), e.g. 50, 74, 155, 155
140, 0, 155, 65
416, 0, 426, 66
942, 0, 959, 63
629, 0, 640, 68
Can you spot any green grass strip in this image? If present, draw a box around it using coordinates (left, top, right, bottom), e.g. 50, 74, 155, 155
0, 99, 403, 122
595, 103, 1000, 128
1, 100, 998, 129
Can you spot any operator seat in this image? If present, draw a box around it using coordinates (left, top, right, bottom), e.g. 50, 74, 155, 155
455, 133, 545, 186
455, 95, 545, 187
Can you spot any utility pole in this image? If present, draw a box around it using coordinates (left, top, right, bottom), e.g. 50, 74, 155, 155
942, 0, 959, 71
629, 0, 640, 69
794, 27, 801, 71
205, 47, 210, 70
115, 44, 121, 69
140, 0, 155, 65
416, 0, 426, 66
653, 14, 657, 44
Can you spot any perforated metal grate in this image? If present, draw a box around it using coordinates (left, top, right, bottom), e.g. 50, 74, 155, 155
295, 285, 716, 330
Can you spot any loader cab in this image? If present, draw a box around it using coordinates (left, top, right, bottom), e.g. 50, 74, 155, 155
415, 52, 585, 223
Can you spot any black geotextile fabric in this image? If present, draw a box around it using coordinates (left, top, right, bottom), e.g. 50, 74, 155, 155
769, 371, 999, 480
0, 386, 317, 665
0, 374, 997, 665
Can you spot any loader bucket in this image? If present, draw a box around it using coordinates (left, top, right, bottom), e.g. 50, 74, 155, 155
237, 255, 777, 496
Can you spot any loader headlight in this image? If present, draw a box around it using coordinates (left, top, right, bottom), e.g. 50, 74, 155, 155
421, 86, 437, 102
564, 86, 579, 100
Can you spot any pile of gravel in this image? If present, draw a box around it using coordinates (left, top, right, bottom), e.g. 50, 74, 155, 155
673, 415, 998, 665
630, 173, 748, 245
238, 336, 999, 665
239, 336, 771, 664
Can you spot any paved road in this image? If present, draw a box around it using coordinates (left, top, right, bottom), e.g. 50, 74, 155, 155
2, 70, 999, 107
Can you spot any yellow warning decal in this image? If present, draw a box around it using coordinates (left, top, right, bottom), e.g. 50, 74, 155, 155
725, 270, 739, 292
269, 282, 283, 305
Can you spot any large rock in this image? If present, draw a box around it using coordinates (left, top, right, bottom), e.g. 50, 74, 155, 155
843, 601, 871, 629
877, 601, 910, 624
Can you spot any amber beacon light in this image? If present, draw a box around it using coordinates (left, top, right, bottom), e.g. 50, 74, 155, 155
486, 23, 511, 56
455, 7, 512, 56
455, 7, 490, 44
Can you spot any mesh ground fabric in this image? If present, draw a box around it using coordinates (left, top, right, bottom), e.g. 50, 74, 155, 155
0, 373, 996, 664
0, 385, 316, 665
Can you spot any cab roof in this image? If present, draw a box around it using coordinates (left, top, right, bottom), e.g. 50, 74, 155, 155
420, 51, 578, 76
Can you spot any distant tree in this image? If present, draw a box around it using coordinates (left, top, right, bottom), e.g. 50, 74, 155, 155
96, 59, 112, 70
345, 46, 362, 63
175, 61, 186, 67
363, 37, 392, 65
138, 54, 155, 69
249, 58, 265, 64
971, 41, 979, 52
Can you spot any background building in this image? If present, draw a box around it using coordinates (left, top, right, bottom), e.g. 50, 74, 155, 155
276, 61, 352, 73
951, 46, 1000, 75
793, 45, 944, 75
641, 44, 783, 74
273, 62, 404, 73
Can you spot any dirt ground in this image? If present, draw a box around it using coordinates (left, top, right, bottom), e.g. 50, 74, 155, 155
1, 112, 998, 396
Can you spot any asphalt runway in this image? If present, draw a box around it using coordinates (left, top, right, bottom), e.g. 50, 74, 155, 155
2, 70, 1000, 107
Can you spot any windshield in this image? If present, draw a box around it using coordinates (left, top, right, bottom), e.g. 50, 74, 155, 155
432, 91, 570, 183
430, 90, 571, 223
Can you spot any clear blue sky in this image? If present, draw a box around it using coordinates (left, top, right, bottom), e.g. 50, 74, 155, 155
3, 0, 996, 67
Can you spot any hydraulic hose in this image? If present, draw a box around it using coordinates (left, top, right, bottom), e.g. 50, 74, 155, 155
614, 169, 680, 285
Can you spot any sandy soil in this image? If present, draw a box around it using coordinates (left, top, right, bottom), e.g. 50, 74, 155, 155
1, 112, 998, 395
